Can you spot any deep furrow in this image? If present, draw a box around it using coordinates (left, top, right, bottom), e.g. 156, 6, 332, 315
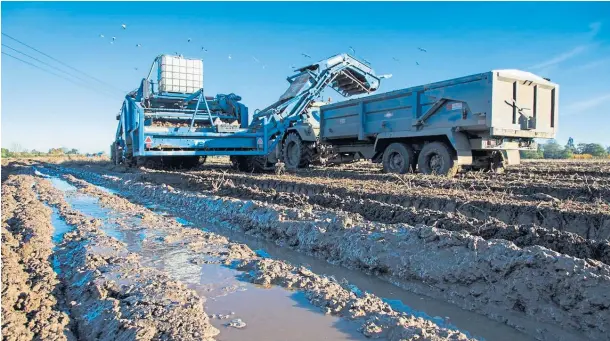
32, 168, 479, 341
1, 172, 75, 341
45, 163, 610, 341
96, 166, 610, 264
134, 168, 610, 241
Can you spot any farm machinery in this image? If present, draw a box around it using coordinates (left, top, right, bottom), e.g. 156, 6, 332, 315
112, 53, 558, 175
111, 53, 382, 170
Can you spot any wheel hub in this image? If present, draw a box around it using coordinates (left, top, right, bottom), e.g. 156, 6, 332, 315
429, 154, 444, 173
389, 152, 404, 171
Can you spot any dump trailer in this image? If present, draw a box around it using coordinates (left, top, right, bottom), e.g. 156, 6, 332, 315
112, 53, 383, 170
310, 69, 558, 175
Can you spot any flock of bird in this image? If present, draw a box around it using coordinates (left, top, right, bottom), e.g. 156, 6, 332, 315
99, 23, 428, 73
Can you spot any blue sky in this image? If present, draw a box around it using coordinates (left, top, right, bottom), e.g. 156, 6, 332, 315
2, 1, 609, 153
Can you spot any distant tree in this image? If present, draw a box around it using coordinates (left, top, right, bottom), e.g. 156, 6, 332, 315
542, 140, 565, 159
521, 143, 544, 159
577, 143, 608, 157
66, 148, 79, 155
1, 148, 12, 158
565, 137, 576, 154
521, 150, 544, 159
48, 148, 65, 156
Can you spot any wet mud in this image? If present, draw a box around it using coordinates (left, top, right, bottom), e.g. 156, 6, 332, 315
41, 163, 610, 341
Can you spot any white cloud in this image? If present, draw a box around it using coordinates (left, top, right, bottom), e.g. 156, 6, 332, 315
529, 45, 588, 70
528, 22, 602, 71
564, 93, 610, 116
573, 58, 610, 71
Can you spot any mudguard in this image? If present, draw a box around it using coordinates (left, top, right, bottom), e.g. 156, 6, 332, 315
288, 125, 317, 142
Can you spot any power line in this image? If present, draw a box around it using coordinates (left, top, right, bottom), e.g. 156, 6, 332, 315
2, 51, 117, 100
2, 43, 118, 98
2, 32, 127, 94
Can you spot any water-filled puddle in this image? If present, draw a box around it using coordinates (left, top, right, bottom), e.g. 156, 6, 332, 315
45, 175, 369, 341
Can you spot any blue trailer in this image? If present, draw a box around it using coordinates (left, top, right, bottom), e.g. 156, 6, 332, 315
314, 70, 559, 175
111, 53, 383, 170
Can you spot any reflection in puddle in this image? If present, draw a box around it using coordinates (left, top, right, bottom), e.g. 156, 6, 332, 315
46, 175, 370, 341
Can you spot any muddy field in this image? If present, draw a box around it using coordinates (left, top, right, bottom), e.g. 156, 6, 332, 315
2, 157, 610, 341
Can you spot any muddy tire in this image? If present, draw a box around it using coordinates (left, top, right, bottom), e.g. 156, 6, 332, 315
490, 151, 506, 174
173, 156, 206, 169
110, 143, 117, 164
283, 132, 313, 170
382, 143, 414, 174
417, 141, 459, 177
231, 155, 271, 173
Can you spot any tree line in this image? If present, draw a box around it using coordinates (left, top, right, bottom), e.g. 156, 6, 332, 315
521, 138, 610, 159
1, 144, 106, 158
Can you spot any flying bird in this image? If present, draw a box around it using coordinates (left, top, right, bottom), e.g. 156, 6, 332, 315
121, 24, 127, 29
201, 46, 208, 52
252, 56, 260, 63
99, 34, 104, 38
416, 61, 420, 66
392, 57, 400, 62
228, 54, 232, 60
349, 46, 356, 55
301, 53, 311, 58
187, 38, 191, 43
134, 67, 139, 71
136, 44, 141, 48
417, 47, 427, 52
112, 36, 116, 41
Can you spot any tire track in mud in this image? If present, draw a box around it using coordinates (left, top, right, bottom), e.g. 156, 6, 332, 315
1, 173, 75, 341
46, 164, 610, 341
133, 168, 610, 241
33, 177, 222, 341
32, 170, 477, 341
98, 168, 610, 263
264, 168, 610, 203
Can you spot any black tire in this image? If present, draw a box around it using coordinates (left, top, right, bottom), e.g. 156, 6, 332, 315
231, 155, 272, 173
490, 151, 506, 174
382, 142, 414, 174
110, 143, 117, 164
283, 132, 314, 170
417, 141, 459, 177
230, 156, 242, 170
170, 156, 206, 169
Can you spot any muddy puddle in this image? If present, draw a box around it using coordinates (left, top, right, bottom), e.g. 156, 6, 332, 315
156, 212, 534, 341
46, 176, 369, 341
48, 173, 537, 341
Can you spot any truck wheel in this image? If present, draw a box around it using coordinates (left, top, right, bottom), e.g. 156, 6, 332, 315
490, 151, 506, 174
417, 141, 458, 177
283, 132, 313, 170
382, 143, 414, 174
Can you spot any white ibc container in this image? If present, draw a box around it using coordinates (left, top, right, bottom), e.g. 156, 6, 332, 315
158, 55, 204, 93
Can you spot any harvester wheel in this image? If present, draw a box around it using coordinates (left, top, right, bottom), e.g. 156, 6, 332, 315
110, 143, 117, 164
382, 143, 414, 174
173, 156, 206, 169
283, 132, 313, 170
417, 141, 459, 177
230, 155, 271, 173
